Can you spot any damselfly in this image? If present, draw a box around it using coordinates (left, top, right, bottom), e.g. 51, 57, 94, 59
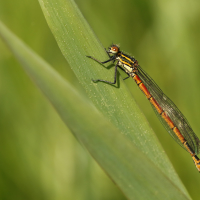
87, 44, 200, 172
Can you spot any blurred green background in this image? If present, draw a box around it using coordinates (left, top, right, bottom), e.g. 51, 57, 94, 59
0, 0, 200, 199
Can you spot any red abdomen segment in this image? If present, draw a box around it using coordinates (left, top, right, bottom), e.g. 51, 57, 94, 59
133, 74, 200, 171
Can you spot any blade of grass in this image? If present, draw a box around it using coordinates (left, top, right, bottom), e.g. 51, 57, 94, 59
39, 0, 190, 195
0, 20, 191, 200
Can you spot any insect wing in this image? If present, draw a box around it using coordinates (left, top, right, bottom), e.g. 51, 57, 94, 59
137, 65, 200, 154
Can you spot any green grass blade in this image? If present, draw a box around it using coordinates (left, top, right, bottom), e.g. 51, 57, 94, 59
39, 0, 191, 196
0, 20, 192, 200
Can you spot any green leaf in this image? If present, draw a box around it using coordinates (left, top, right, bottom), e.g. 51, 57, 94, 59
0, 5, 190, 200
39, 0, 191, 196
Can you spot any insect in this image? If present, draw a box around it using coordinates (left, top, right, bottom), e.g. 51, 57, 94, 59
87, 44, 200, 172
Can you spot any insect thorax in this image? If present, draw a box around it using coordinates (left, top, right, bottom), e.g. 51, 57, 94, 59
116, 52, 137, 75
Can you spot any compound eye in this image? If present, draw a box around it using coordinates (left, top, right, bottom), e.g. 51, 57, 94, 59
110, 46, 119, 54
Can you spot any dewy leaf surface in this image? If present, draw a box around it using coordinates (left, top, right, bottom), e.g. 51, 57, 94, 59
38, 0, 191, 196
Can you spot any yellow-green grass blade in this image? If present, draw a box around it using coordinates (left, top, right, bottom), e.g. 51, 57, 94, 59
39, 0, 190, 196
0, 20, 191, 200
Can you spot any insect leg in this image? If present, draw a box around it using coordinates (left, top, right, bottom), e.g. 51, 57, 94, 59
86, 55, 115, 64
92, 61, 119, 84
123, 75, 130, 81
